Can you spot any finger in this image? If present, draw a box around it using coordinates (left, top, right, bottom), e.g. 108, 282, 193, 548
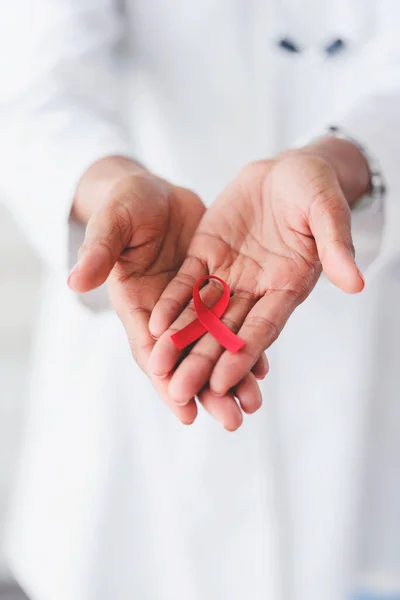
198, 373, 262, 429
149, 256, 208, 339
108, 281, 198, 425
251, 353, 269, 380
166, 291, 256, 406
308, 177, 364, 294
153, 377, 198, 425
210, 288, 299, 395
234, 372, 263, 415
68, 203, 132, 293
148, 281, 224, 378
198, 388, 243, 432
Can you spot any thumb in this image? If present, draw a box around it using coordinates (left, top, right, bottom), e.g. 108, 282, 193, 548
68, 204, 132, 293
308, 175, 364, 294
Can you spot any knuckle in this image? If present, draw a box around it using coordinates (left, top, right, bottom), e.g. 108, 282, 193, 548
322, 235, 355, 258
175, 270, 199, 290
310, 188, 350, 229
185, 254, 209, 275
161, 296, 185, 317
95, 239, 117, 260
166, 325, 181, 336
126, 305, 151, 320
283, 285, 307, 304
87, 209, 132, 254
189, 350, 216, 369
233, 288, 259, 303
238, 160, 272, 183
221, 314, 241, 333
110, 202, 134, 244
79, 238, 114, 263
310, 184, 338, 209
246, 315, 280, 344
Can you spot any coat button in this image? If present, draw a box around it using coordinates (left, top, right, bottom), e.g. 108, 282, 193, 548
277, 37, 301, 53
325, 38, 346, 56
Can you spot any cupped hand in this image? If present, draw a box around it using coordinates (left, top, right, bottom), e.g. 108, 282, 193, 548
149, 150, 365, 422
68, 159, 267, 429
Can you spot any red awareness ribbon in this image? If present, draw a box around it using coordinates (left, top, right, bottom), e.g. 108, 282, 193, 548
170, 275, 245, 353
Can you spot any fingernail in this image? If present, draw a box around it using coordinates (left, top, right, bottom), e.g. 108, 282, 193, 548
153, 372, 168, 379
67, 261, 80, 286
357, 268, 366, 290
224, 410, 243, 432
175, 399, 191, 406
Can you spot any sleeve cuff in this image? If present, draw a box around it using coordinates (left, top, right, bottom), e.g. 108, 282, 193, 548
1, 130, 132, 272
0, 128, 132, 313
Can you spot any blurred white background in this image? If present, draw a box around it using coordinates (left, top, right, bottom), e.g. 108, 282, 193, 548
0, 204, 41, 587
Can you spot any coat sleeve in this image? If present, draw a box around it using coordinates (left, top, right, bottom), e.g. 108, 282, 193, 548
0, 0, 132, 273
331, 0, 400, 271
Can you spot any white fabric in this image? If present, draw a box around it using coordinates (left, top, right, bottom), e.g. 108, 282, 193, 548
0, 1, 400, 599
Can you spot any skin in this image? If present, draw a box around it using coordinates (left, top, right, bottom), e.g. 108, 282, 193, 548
68, 157, 267, 431
69, 138, 370, 431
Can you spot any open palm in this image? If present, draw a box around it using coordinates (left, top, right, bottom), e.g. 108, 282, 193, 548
69, 173, 205, 423
149, 155, 364, 422
69, 171, 267, 428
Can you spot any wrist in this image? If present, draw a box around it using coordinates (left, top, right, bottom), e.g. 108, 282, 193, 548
300, 136, 371, 206
73, 155, 148, 224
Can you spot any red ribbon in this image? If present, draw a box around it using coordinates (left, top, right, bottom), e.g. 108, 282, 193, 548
170, 275, 245, 353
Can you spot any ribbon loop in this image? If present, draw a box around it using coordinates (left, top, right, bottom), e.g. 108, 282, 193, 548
170, 275, 245, 353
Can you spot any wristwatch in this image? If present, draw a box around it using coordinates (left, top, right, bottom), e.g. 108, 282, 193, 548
327, 125, 386, 210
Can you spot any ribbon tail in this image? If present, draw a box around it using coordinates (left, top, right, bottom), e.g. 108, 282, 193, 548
170, 319, 207, 350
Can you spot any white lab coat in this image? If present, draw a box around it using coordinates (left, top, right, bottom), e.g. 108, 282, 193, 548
0, 1, 400, 599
